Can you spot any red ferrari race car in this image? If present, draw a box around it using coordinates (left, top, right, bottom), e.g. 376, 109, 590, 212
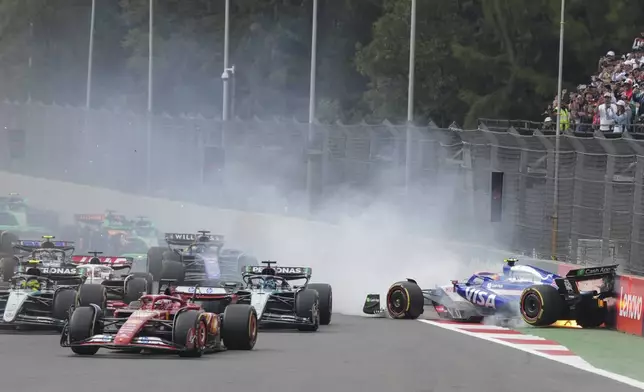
60, 286, 258, 357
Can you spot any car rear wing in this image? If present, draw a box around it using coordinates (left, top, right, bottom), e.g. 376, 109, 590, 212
242, 265, 312, 279
71, 255, 133, 269
564, 264, 618, 281
13, 240, 75, 252
164, 232, 224, 247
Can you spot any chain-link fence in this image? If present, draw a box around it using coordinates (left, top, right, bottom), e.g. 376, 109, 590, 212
2, 101, 644, 274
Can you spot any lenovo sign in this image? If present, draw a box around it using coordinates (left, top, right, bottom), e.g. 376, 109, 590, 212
616, 276, 644, 336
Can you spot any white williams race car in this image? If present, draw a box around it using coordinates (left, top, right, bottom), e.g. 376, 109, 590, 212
233, 262, 332, 331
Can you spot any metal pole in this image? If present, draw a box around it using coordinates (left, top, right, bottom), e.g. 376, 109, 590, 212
551, 0, 565, 260
308, 0, 318, 125
222, 0, 230, 121
305, 0, 319, 214
404, 0, 417, 193
85, 0, 96, 109
146, 0, 154, 193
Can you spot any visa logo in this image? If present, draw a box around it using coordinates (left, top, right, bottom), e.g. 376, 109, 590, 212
464, 287, 496, 308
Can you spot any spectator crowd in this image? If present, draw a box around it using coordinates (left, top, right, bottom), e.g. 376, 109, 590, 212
543, 32, 644, 133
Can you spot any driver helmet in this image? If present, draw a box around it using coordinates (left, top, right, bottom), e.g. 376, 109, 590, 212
21, 278, 41, 291
153, 299, 173, 310
263, 277, 277, 290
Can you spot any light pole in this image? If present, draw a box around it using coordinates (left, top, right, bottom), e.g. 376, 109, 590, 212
404, 0, 417, 193
146, 0, 154, 193
305, 0, 319, 213
222, 0, 230, 121
85, 0, 96, 109
551, 0, 565, 259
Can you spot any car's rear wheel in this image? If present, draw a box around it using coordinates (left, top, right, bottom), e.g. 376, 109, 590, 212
386, 280, 424, 319
52, 288, 79, 322
520, 284, 564, 326
146, 246, 166, 281
161, 260, 185, 283
77, 284, 107, 309
575, 297, 608, 328
124, 277, 148, 304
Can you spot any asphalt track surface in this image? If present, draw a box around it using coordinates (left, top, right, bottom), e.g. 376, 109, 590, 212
0, 315, 640, 392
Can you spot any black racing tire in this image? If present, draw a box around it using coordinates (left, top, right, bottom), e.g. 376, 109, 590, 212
129, 272, 154, 293
161, 260, 185, 283
146, 246, 166, 281
173, 309, 207, 357
52, 288, 79, 321
295, 289, 320, 332
1, 256, 18, 282
575, 298, 608, 328
124, 277, 149, 304
386, 280, 424, 320
77, 284, 107, 309
68, 306, 100, 355
222, 304, 258, 350
520, 284, 565, 326
308, 283, 332, 325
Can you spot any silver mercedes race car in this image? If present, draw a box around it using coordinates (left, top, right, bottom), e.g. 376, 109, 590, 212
234, 262, 332, 331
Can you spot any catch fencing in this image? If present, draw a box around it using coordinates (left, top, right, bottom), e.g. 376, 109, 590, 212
1, 101, 644, 274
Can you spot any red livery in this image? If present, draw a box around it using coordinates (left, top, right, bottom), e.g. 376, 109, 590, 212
60, 289, 258, 357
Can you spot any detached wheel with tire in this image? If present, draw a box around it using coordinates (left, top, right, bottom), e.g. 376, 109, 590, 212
386, 280, 424, 319
68, 306, 101, 355
308, 283, 332, 325
295, 289, 320, 332
520, 284, 565, 326
77, 284, 107, 309
222, 304, 258, 350
173, 310, 208, 357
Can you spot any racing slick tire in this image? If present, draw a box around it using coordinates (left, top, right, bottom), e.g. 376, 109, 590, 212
146, 246, 166, 281
173, 309, 208, 357
68, 306, 101, 355
520, 284, 565, 326
124, 277, 149, 304
386, 280, 424, 319
221, 304, 258, 350
295, 289, 320, 332
52, 288, 79, 322
1, 256, 18, 282
308, 283, 332, 325
575, 297, 608, 328
77, 284, 107, 309
161, 260, 185, 283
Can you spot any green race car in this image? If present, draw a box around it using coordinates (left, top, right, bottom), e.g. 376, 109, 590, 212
0, 194, 59, 258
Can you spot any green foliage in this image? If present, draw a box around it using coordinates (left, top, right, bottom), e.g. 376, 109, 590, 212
0, 0, 642, 125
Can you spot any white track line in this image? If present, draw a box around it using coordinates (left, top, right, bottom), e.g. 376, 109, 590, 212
419, 319, 644, 390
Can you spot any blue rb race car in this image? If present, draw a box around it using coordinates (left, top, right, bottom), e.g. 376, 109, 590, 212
363, 258, 617, 328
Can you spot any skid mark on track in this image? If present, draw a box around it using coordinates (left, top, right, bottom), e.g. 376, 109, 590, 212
419, 319, 644, 390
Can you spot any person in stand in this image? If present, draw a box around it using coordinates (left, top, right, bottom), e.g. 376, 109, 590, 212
598, 92, 618, 132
